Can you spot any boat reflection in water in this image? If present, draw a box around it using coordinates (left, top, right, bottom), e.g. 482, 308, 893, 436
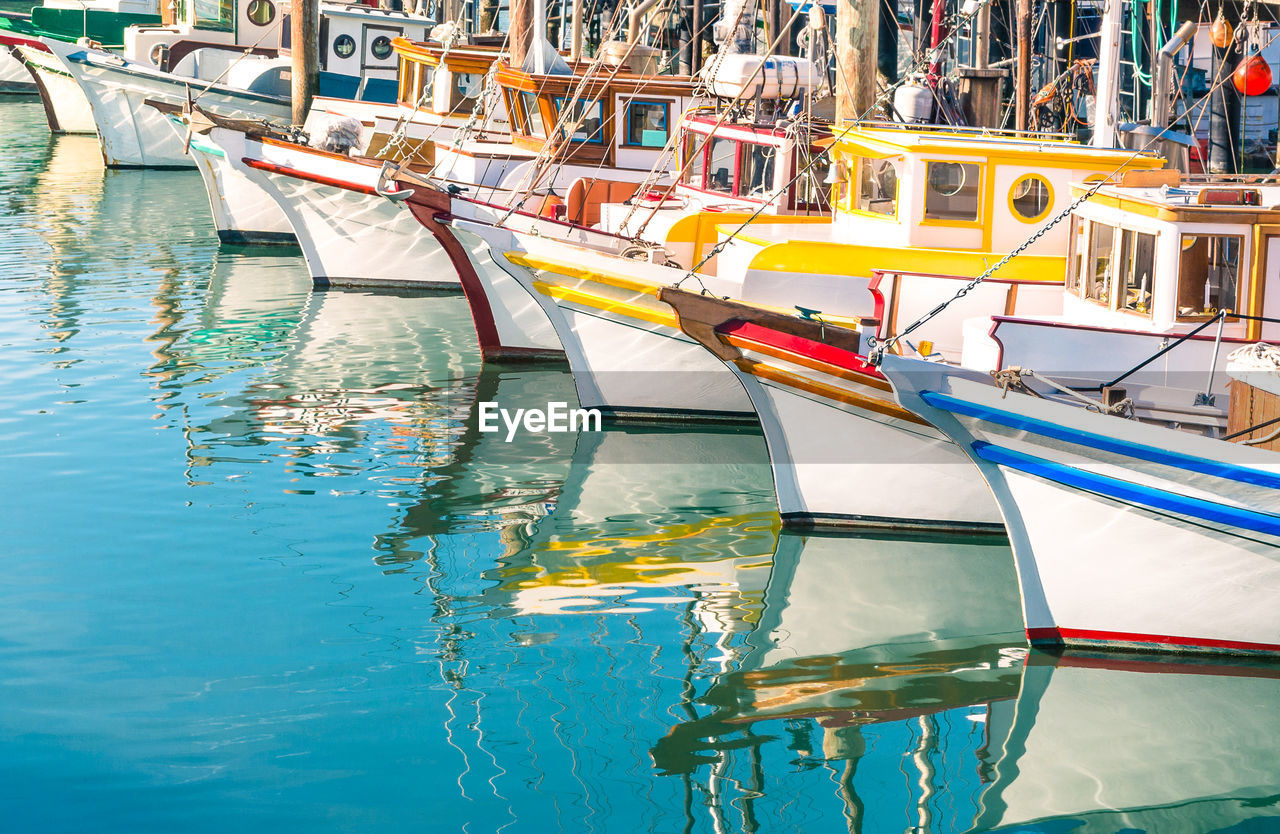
481, 424, 779, 623
652, 531, 1026, 831
977, 651, 1280, 833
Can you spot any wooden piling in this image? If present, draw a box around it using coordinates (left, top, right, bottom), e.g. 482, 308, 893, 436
836, 0, 880, 120
290, 0, 319, 126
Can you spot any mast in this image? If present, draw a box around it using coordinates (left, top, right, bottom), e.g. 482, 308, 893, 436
1091, 0, 1124, 146
1015, 0, 1031, 129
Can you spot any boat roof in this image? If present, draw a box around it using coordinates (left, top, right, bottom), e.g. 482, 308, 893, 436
834, 121, 1166, 168
1077, 172, 1280, 222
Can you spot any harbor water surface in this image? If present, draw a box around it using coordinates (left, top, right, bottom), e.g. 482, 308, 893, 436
3, 101, 1279, 833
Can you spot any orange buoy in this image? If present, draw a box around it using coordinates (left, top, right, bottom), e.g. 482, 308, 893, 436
1234, 51, 1274, 96
1211, 13, 1234, 49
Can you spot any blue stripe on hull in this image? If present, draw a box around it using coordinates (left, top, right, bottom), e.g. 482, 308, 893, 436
972, 441, 1280, 538
921, 390, 1280, 492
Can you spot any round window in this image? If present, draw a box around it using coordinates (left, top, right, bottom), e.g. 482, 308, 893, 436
246, 0, 275, 26
370, 35, 394, 60
1010, 174, 1052, 222
333, 34, 356, 59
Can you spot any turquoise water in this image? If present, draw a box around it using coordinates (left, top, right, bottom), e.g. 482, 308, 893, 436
2, 101, 1279, 833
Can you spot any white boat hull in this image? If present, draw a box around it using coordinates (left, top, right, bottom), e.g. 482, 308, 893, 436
187, 126, 295, 245
236, 138, 456, 287
503, 237, 756, 420
886, 355, 1280, 656
447, 219, 565, 359
46, 38, 291, 168
15, 43, 96, 133
740, 369, 1002, 531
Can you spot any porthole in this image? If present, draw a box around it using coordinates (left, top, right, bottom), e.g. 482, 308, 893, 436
370, 35, 394, 60
246, 0, 275, 26
333, 34, 356, 59
1009, 174, 1053, 222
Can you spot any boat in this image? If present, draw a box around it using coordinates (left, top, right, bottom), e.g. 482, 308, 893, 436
176, 37, 504, 248
970, 173, 1280, 427
882, 350, 1280, 656
658, 285, 1008, 531
210, 30, 706, 286
42, 0, 434, 168
0, 0, 161, 131
490, 124, 1161, 420
426, 83, 835, 360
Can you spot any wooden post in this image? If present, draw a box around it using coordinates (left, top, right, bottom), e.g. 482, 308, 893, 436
509, 0, 533, 67
290, 0, 318, 126
975, 1, 989, 68
1015, 0, 1031, 130
835, 0, 880, 121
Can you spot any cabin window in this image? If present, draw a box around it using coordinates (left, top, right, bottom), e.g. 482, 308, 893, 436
1009, 174, 1052, 222
1178, 235, 1242, 317
683, 132, 707, 188
504, 91, 527, 133
622, 100, 669, 147
706, 137, 736, 194
333, 34, 356, 60
924, 161, 980, 222
1066, 217, 1088, 295
1117, 229, 1157, 315
555, 97, 604, 143
193, 0, 233, 31
793, 150, 830, 212
739, 144, 777, 199
519, 91, 547, 139
246, 0, 274, 26
450, 73, 483, 109
856, 157, 898, 216
1084, 222, 1114, 305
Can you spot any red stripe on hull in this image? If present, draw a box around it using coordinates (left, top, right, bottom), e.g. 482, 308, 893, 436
1027, 626, 1280, 656
717, 320, 884, 379
242, 157, 378, 195
0, 34, 48, 51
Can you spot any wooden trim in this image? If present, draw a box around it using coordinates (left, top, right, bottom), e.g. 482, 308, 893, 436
737, 359, 928, 425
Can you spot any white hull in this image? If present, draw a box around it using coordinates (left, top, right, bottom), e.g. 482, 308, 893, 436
46, 38, 290, 168
447, 219, 564, 359
0, 47, 35, 93
187, 127, 295, 245
886, 355, 1280, 655
503, 237, 755, 419
235, 138, 456, 287
16, 43, 96, 133
740, 370, 1002, 531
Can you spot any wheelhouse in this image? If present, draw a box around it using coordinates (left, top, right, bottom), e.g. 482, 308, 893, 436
826, 124, 1166, 255
495, 62, 699, 169
676, 112, 833, 213
1065, 175, 1280, 341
